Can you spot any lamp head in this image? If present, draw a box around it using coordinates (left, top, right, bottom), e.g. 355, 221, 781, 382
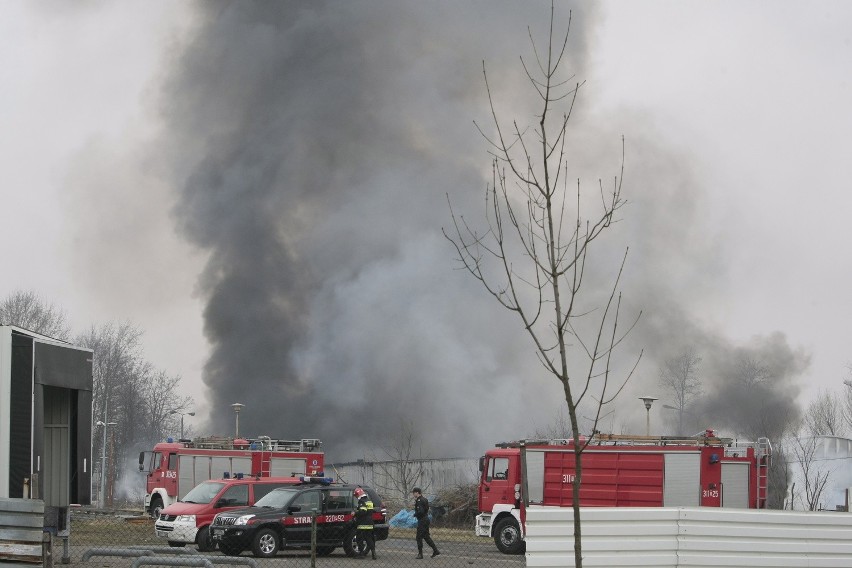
639, 396, 658, 410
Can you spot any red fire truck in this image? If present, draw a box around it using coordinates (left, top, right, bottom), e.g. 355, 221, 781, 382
139, 435, 324, 518
476, 430, 771, 554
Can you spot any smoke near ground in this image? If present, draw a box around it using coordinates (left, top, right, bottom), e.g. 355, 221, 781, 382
143, 1, 809, 459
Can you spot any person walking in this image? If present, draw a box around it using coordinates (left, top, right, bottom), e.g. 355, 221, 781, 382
412, 487, 439, 559
353, 487, 376, 559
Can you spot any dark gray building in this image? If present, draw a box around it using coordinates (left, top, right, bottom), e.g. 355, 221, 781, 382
0, 325, 93, 517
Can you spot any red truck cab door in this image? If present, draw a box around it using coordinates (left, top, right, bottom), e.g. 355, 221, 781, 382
140, 451, 163, 494
479, 454, 514, 513
164, 452, 179, 497
148, 451, 179, 498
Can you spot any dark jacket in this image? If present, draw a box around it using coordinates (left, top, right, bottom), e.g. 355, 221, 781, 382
414, 494, 430, 521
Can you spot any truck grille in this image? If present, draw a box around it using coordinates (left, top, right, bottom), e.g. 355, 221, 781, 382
160, 514, 178, 522
214, 517, 237, 526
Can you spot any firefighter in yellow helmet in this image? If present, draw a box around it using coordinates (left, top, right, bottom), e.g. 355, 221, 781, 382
353, 487, 376, 559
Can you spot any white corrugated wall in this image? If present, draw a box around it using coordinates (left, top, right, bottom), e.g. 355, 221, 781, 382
526, 506, 852, 567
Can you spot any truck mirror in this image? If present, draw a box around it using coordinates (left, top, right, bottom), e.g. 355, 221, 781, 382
478, 457, 485, 473
288, 505, 302, 513
138, 452, 144, 471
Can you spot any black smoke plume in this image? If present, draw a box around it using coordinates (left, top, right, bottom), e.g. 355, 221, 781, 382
156, 2, 807, 460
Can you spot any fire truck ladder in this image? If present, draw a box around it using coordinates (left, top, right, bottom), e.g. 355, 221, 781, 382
591, 432, 734, 447
755, 436, 772, 508
252, 437, 322, 452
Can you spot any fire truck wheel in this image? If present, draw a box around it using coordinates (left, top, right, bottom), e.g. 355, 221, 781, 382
150, 496, 164, 519
196, 526, 216, 552
494, 517, 525, 555
251, 527, 280, 558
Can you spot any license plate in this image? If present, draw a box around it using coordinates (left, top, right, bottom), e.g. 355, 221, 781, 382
156, 530, 168, 537
212, 529, 224, 539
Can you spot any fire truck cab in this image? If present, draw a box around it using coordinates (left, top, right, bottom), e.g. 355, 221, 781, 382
140, 435, 323, 518
476, 431, 771, 554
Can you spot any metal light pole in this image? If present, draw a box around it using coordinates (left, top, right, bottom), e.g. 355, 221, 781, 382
231, 403, 245, 438
96, 417, 117, 508
169, 410, 196, 439
639, 396, 657, 436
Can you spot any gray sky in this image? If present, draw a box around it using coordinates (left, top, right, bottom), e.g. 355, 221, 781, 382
2, 1, 850, 459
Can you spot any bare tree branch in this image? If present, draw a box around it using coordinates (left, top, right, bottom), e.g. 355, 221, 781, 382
658, 347, 703, 436
443, 7, 639, 566
0, 289, 71, 340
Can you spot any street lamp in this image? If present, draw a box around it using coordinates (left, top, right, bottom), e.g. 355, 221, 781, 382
95, 419, 117, 508
639, 396, 657, 436
169, 410, 196, 439
231, 403, 245, 438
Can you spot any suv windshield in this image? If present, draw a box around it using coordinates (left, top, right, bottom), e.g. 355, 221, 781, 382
254, 487, 301, 508
181, 481, 226, 504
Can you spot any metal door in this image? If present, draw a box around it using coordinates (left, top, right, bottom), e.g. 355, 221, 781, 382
721, 462, 749, 508
664, 453, 700, 506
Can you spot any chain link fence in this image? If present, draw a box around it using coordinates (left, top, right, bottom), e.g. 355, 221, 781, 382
60, 508, 524, 568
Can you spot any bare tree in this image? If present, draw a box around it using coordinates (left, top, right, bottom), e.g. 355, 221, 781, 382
370, 420, 431, 510
140, 369, 195, 443
0, 289, 71, 340
718, 353, 792, 444
530, 406, 616, 440
444, 7, 640, 566
77, 321, 192, 504
784, 396, 846, 511
732, 356, 771, 388
658, 347, 702, 435
804, 390, 846, 437
530, 407, 574, 440
790, 428, 832, 511
842, 365, 852, 432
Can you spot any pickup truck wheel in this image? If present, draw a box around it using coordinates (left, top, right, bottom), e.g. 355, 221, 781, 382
342, 528, 359, 557
494, 516, 525, 555
251, 528, 280, 558
196, 526, 216, 552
